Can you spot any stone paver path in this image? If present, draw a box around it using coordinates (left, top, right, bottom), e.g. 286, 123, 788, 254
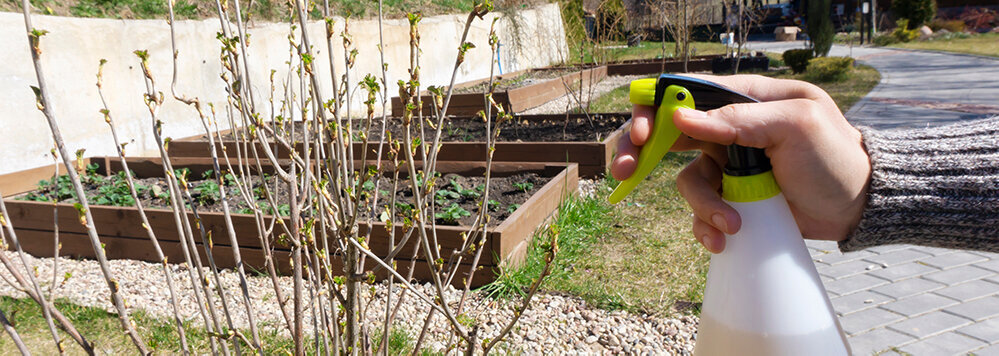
744, 41, 999, 355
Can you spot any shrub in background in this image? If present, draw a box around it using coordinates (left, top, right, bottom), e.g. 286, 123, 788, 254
805, 57, 855, 82
892, 0, 936, 29
807, 0, 834, 56
783, 49, 814, 74
892, 19, 921, 42
929, 19, 966, 33
873, 33, 898, 46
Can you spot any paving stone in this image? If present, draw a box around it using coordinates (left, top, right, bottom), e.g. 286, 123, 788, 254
956, 316, 999, 343
845, 328, 916, 356
987, 275, 999, 285
908, 246, 959, 257
825, 274, 891, 296
971, 343, 999, 355
863, 249, 932, 267
831, 291, 893, 316
879, 293, 959, 317
920, 251, 989, 270
898, 332, 985, 355
814, 250, 877, 266
840, 308, 905, 335
864, 244, 911, 254
933, 279, 999, 302
819, 260, 880, 280
872, 278, 946, 299
867, 262, 940, 282
924, 265, 995, 286
945, 296, 999, 322
805, 239, 839, 250
974, 258, 999, 273
809, 247, 828, 258
888, 310, 972, 338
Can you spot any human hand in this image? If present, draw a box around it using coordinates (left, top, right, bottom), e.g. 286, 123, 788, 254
610, 74, 871, 254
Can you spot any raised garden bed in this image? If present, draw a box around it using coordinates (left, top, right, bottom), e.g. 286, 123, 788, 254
2, 157, 578, 287
169, 112, 630, 178
601, 55, 720, 76
390, 66, 608, 116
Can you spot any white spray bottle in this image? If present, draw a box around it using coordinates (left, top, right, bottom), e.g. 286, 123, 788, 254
609, 75, 850, 355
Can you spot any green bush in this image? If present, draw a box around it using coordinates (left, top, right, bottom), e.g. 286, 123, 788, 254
929, 19, 966, 32
807, 0, 834, 56
891, 19, 921, 42
873, 34, 898, 46
783, 49, 814, 74
892, 0, 936, 29
805, 57, 855, 82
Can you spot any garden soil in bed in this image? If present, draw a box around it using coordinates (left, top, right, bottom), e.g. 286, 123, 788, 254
219, 113, 628, 143
453, 68, 579, 94
14, 169, 549, 228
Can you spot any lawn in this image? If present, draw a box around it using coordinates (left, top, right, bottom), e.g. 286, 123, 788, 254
572, 40, 730, 64
485, 153, 708, 316
890, 32, 999, 58
0, 295, 424, 354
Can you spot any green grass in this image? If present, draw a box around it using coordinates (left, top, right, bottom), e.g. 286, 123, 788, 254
890, 32, 999, 58
571, 40, 730, 64
485, 153, 710, 316
762, 63, 881, 113
0, 296, 298, 354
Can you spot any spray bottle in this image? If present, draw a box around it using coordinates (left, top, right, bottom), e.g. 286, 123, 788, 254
609, 74, 850, 355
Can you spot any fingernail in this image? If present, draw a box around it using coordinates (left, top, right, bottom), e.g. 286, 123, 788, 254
711, 213, 729, 234
677, 107, 706, 120
701, 234, 714, 251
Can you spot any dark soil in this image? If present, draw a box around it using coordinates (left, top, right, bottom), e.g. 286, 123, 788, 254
16, 168, 548, 227
220, 113, 627, 143
453, 68, 579, 94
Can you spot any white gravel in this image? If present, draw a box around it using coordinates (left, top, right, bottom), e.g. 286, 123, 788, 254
0, 249, 698, 353
519, 75, 648, 115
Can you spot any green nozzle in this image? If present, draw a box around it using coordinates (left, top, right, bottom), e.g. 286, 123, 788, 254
608, 80, 695, 204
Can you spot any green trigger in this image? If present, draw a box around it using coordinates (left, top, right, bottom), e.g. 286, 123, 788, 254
608, 80, 695, 204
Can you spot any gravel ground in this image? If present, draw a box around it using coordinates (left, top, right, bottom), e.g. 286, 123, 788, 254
0, 247, 698, 353
519, 75, 647, 115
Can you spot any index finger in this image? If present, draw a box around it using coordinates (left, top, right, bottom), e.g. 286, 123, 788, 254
680, 73, 829, 103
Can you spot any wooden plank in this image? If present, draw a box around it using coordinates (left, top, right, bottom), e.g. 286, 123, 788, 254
0, 159, 91, 198
495, 163, 579, 267
13, 229, 496, 287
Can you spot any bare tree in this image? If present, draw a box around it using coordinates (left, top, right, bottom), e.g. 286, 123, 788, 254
6, 0, 561, 354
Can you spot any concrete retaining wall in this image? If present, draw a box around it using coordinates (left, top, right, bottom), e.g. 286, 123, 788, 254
0, 5, 567, 175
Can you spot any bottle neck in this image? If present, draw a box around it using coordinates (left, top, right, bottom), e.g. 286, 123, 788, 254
721, 170, 781, 203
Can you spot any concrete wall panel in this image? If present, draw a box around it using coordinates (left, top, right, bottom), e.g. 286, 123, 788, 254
0, 4, 567, 175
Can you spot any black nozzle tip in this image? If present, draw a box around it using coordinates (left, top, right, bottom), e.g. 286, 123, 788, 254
724, 145, 771, 176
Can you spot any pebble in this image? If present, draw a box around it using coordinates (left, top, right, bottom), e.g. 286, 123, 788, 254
0, 250, 699, 353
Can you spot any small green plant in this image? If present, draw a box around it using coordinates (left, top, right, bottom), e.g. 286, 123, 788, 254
783, 49, 814, 74
193, 172, 222, 206
434, 187, 460, 206
487, 199, 501, 212
805, 57, 855, 82
435, 203, 470, 224
506, 203, 520, 214
450, 180, 480, 199
91, 171, 144, 207
511, 181, 533, 192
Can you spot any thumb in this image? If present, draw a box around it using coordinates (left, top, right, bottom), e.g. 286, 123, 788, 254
674, 99, 818, 149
